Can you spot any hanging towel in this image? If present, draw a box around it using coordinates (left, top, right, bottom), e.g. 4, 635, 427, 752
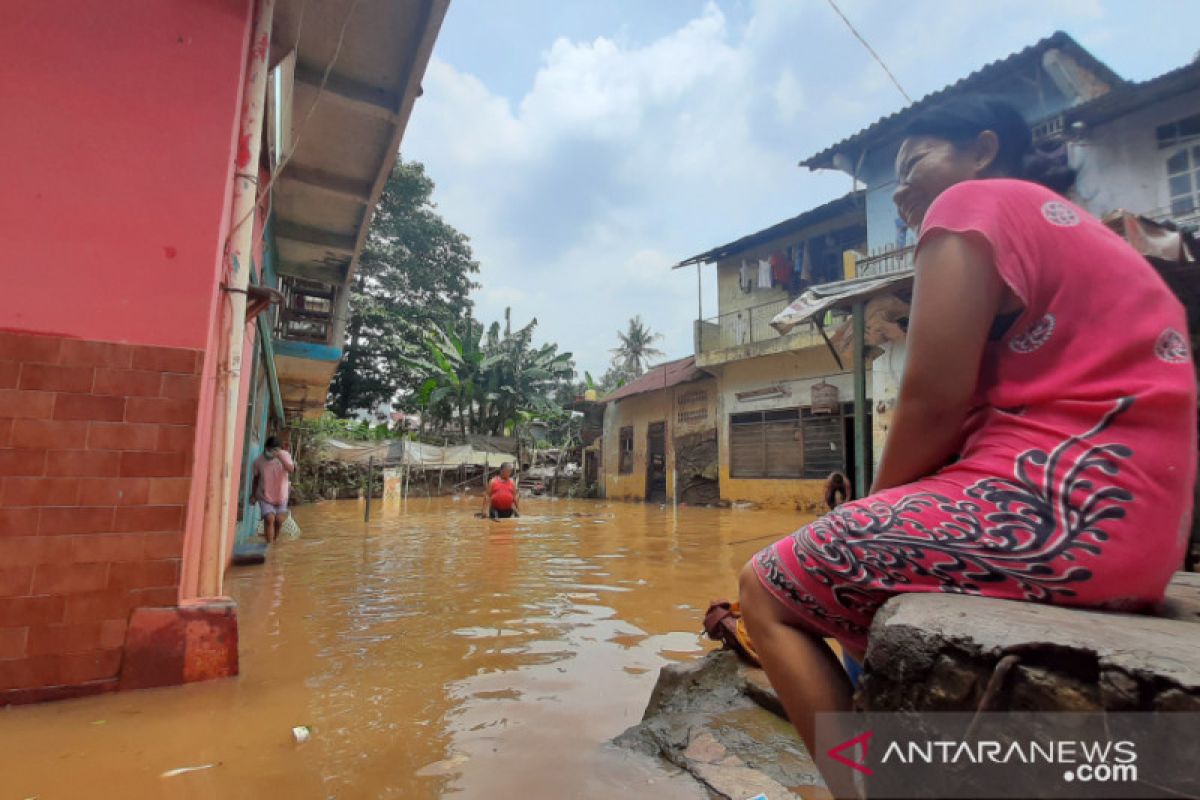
770, 250, 790, 285
800, 241, 813, 282
757, 258, 771, 289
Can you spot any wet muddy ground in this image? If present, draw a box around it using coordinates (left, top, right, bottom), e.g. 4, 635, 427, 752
0, 497, 813, 799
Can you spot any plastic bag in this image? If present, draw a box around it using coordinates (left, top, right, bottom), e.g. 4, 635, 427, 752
281, 514, 301, 540
254, 513, 301, 540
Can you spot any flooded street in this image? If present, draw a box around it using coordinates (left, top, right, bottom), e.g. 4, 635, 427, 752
0, 498, 812, 799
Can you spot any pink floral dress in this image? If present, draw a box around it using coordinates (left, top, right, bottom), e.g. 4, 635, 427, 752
753, 179, 1196, 655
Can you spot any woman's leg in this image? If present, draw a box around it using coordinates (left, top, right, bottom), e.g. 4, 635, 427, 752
739, 562, 857, 796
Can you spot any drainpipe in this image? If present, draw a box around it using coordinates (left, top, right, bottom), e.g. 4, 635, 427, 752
198, 0, 275, 598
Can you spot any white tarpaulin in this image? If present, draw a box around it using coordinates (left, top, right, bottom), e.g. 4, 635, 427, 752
397, 440, 512, 468
320, 438, 513, 469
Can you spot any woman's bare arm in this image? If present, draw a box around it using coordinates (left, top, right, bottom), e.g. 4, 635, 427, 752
870, 232, 1005, 494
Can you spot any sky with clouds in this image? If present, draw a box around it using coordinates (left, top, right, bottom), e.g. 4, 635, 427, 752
403, 0, 1197, 379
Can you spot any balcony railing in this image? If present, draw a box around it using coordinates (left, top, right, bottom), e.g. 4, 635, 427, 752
854, 244, 915, 278
696, 297, 813, 353
275, 276, 337, 345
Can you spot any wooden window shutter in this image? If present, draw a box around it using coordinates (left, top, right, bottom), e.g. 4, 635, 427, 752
763, 409, 803, 478
801, 412, 845, 478
730, 414, 765, 477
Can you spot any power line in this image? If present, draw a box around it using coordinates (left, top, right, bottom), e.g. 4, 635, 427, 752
824, 0, 912, 104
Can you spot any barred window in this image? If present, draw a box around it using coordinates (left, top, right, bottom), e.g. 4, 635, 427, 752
729, 407, 846, 479
618, 426, 634, 474
730, 409, 803, 478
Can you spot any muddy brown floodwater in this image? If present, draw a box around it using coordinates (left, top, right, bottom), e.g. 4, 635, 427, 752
0, 497, 814, 799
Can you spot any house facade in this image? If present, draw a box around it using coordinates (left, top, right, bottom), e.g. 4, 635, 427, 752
1063, 60, 1200, 227
600, 358, 719, 505
0, 0, 445, 703
666, 193, 870, 510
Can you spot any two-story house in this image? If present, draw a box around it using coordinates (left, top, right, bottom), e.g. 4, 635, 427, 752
671, 192, 868, 510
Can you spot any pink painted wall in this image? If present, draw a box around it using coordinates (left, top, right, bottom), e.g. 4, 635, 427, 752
0, 0, 252, 350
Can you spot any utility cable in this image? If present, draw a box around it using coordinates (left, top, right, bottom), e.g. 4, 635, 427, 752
824, 0, 912, 103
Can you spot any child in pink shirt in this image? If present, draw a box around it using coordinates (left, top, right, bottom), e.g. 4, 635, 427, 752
252, 435, 295, 543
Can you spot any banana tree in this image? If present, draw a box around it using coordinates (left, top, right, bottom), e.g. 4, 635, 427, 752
399, 317, 501, 437
400, 309, 575, 437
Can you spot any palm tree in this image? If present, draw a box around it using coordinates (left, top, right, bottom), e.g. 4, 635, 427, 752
610, 315, 665, 375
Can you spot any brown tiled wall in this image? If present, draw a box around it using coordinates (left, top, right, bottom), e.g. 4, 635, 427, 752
0, 331, 202, 703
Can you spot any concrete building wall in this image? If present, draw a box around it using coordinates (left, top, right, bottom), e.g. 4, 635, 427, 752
712, 347, 855, 510
1072, 88, 1200, 219
603, 390, 673, 502
601, 378, 720, 503
0, 0, 252, 704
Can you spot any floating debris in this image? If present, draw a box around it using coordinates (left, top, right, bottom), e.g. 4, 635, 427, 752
160, 763, 218, 778
292, 725, 312, 744
415, 752, 469, 777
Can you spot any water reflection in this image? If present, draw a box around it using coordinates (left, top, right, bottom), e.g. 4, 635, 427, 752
0, 497, 810, 799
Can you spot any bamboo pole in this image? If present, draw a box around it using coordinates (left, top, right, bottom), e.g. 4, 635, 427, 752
364, 455, 373, 522
438, 437, 447, 494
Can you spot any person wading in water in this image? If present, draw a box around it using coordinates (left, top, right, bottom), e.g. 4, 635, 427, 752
737, 97, 1195, 793
252, 435, 296, 544
482, 462, 520, 519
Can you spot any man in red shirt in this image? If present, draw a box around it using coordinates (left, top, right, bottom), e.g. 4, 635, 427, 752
482, 462, 520, 519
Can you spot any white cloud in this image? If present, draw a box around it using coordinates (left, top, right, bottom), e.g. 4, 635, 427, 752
403, 0, 1185, 376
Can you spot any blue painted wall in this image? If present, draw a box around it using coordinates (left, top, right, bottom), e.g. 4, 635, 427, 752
274, 339, 343, 362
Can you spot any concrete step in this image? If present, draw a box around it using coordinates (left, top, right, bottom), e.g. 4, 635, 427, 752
615, 650, 828, 799
861, 571, 1200, 713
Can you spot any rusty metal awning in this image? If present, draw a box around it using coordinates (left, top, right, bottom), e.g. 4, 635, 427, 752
770, 271, 914, 335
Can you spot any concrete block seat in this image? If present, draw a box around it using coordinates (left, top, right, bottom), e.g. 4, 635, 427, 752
858, 571, 1200, 712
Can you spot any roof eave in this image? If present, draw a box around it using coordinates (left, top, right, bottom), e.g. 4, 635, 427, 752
797, 31, 1123, 175
673, 190, 865, 268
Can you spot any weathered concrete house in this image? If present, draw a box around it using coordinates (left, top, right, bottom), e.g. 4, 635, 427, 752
673, 195, 869, 510
600, 358, 718, 505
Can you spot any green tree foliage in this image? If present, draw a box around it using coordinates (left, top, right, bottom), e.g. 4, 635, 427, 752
610, 315, 664, 376
596, 363, 637, 394
328, 159, 479, 416
402, 309, 576, 436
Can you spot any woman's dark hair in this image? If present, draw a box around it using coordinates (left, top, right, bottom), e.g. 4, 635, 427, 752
901, 96, 1075, 193
265, 435, 280, 450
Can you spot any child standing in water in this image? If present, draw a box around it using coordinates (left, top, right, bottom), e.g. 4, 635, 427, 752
252, 435, 295, 543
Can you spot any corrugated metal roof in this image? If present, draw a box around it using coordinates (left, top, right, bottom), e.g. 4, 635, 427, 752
674, 190, 865, 268
800, 31, 1123, 171
271, 0, 448, 288
601, 356, 706, 403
